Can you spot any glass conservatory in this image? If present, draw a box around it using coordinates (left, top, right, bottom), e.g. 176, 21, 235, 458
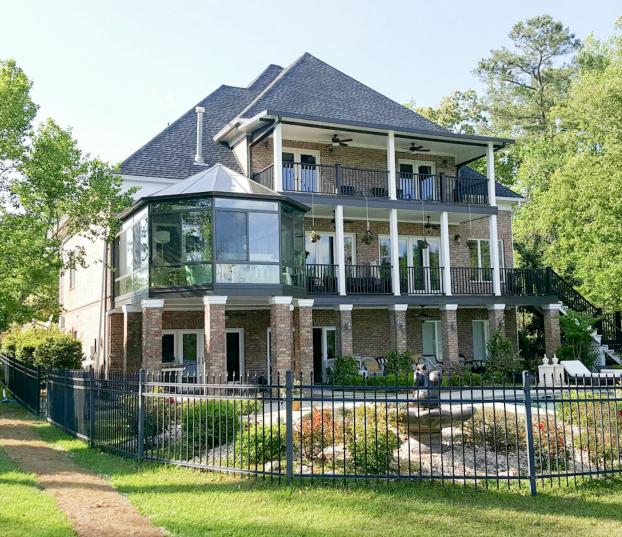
113, 165, 306, 300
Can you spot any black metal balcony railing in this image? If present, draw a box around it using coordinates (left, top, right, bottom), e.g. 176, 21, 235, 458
252, 164, 490, 205
396, 172, 488, 205
252, 164, 274, 190
345, 265, 392, 294
450, 267, 494, 295
305, 264, 338, 294
399, 266, 444, 295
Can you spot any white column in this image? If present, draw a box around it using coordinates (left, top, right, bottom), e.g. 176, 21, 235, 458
387, 131, 397, 200
335, 204, 347, 296
440, 211, 452, 296
389, 208, 400, 296
273, 122, 283, 192
487, 142, 501, 296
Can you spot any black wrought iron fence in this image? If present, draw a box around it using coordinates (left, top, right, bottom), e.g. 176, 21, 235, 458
3, 356, 622, 495
0, 355, 43, 414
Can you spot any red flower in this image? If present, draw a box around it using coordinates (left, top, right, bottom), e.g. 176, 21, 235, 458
538, 422, 546, 431
617, 409, 622, 417
167, 397, 176, 404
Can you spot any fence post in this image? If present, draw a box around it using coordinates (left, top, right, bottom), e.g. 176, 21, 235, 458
35, 365, 42, 415
137, 368, 145, 461
522, 371, 537, 496
88, 367, 95, 447
285, 370, 294, 484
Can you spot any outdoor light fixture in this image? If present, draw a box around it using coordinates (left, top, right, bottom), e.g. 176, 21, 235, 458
450, 321, 456, 330
454, 233, 462, 244
344, 320, 352, 330
397, 319, 406, 329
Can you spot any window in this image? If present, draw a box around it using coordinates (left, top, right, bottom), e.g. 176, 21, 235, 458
422, 320, 442, 361
115, 208, 149, 296
214, 198, 281, 284
150, 199, 213, 289
468, 239, 504, 280
161, 330, 204, 364
472, 320, 490, 362
282, 149, 320, 192
69, 267, 76, 290
305, 232, 355, 265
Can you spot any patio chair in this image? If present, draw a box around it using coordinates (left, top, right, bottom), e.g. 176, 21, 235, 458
561, 360, 622, 385
361, 357, 383, 377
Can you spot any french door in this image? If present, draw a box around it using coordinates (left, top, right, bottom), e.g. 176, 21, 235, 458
398, 160, 437, 200
382, 236, 441, 294
283, 150, 319, 192
161, 330, 204, 366
312, 327, 336, 383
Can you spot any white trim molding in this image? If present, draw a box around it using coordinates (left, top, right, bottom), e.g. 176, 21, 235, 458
440, 304, 459, 311
141, 299, 165, 309
270, 296, 293, 305
542, 303, 563, 311
337, 304, 353, 312
122, 304, 141, 314
392, 304, 408, 312
487, 303, 506, 311
295, 299, 315, 308
203, 296, 228, 306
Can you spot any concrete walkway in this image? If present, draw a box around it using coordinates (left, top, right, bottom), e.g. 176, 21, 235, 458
0, 406, 166, 537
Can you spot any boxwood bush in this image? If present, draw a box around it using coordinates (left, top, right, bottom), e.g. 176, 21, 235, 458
1, 325, 83, 368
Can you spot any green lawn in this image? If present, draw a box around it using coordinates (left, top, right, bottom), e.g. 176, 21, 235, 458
3, 403, 622, 537
0, 441, 73, 537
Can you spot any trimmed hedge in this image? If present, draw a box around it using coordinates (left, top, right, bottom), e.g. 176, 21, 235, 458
1, 325, 83, 368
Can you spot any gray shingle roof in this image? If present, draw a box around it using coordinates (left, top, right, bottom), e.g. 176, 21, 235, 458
238, 53, 449, 133
120, 66, 284, 179
458, 166, 523, 199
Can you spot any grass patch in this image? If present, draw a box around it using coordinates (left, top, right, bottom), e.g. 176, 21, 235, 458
0, 440, 74, 536
3, 404, 622, 537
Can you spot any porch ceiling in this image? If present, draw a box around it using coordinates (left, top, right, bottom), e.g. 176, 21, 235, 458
280, 123, 492, 166
307, 204, 491, 225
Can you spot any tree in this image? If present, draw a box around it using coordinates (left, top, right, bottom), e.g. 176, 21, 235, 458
513, 24, 622, 308
408, 90, 488, 135
0, 58, 133, 330
475, 14, 580, 136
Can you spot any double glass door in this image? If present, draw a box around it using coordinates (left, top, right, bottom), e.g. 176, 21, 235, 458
391, 237, 441, 294
283, 151, 319, 192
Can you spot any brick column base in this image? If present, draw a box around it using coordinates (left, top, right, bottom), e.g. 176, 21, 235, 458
337, 305, 353, 357
122, 305, 142, 373
294, 300, 314, 382
141, 299, 164, 371
440, 305, 460, 370
543, 305, 562, 357
108, 312, 124, 373
271, 297, 293, 383
204, 296, 227, 380
391, 305, 408, 353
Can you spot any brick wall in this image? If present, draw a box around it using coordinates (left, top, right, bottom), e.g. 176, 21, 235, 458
142, 307, 163, 371
108, 313, 123, 371
124, 312, 142, 372
251, 138, 456, 176
226, 310, 271, 377
305, 214, 513, 268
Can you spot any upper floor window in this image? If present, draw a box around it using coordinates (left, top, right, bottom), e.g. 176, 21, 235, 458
69, 267, 76, 290
305, 232, 355, 265
114, 208, 149, 296
468, 239, 504, 281
283, 149, 320, 192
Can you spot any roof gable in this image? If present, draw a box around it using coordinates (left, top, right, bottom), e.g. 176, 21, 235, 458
238, 53, 449, 133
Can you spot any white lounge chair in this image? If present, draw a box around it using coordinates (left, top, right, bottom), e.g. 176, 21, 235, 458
561, 360, 622, 384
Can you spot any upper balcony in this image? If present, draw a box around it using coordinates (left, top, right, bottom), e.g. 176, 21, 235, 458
252, 162, 488, 206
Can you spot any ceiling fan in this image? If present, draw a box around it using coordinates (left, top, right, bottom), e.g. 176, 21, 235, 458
403, 142, 430, 153
424, 215, 440, 231
327, 133, 352, 150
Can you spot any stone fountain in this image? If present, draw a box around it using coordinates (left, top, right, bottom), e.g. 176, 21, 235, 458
402, 365, 476, 454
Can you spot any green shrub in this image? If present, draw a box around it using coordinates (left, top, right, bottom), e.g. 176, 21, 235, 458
462, 408, 571, 470
441, 371, 483, 387
557, 310, 598, 370
181, 400, 241, 451
329, 357, 359, 385
236, 423, 286, 467
121, 392, 175, 446
486, 329, 520, 378
384, 351, 413, 377
346, 406, 399, 475
557, 391, 622, 466
1, 325, 82, 368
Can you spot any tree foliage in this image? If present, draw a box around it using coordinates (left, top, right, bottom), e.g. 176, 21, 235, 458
0, 58, 133, 330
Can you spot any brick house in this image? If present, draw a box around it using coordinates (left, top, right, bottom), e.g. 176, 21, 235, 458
60, 52, 567, 381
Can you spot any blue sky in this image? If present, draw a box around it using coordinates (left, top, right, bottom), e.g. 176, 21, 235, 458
1, 1, 620, 163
